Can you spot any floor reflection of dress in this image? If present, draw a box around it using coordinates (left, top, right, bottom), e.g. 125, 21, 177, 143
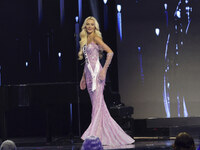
81, 43, 135, 146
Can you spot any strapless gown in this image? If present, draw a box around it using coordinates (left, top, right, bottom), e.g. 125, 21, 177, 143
81, 42, 135, 146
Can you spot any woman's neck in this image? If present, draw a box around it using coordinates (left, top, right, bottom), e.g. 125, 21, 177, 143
87, 32, 95, 44
87, 32, 95, 38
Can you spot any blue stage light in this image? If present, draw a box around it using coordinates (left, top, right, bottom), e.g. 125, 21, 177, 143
117, 5, 122, 40
165, 34, 170, 60
164, 3, 167, 10
186, 19, 191, 34
167, 66, 169, 70
25, 61, 29, 67
75, 17, 80, 51
163, 74, 171, 118
75, 16, 79, 23
117, 4, 121, 12
60, 0, 65, 26
103, 0, 108, 4
176, 10, 181, 18
58, 52, 62, 72
177, 95, 180, 117
167, 82, 170, 88
185, 6, 190, 11
38, 0, 43, 24
176, 44, 178, 50
175, 25, 178, 30
78, 0, 82, 23
138, 46, 141, 52
183, 97, 188, 117
58, 52, 62, 58
155, 28, 160, 36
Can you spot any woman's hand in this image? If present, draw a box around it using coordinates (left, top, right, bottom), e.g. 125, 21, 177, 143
99, 68, 107, 81
80, 76, 86, 90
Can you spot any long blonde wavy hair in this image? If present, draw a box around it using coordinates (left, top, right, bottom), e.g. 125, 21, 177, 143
78, 16, 102, 60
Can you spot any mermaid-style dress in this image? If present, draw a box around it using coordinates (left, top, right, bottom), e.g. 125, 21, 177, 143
81, 43, 135, 146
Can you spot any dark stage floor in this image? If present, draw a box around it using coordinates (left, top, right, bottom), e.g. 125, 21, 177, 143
1, 137, 200, 150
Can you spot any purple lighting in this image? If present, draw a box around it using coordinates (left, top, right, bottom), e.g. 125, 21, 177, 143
78, 0, 82, 23
117, 5, 122, 40
60, 0, 65, 26
38, 0, 43, 25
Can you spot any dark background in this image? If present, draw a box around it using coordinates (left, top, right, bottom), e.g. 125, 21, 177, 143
2, 0, 200, 138
0, 0, 118, 138
0, 0, 118, 88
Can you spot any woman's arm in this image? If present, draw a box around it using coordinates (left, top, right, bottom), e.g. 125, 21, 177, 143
94, 36, 114, 81
80, 71, 86, 90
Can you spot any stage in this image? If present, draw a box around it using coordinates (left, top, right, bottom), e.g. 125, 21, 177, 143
1, 0, 200, 149
1, 136, 199, 150
1, 117, 200, 150
135, 117, 200, 138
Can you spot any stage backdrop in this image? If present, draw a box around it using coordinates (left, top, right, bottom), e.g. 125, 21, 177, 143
0, 0, 118, 137
117, 0, 200, 119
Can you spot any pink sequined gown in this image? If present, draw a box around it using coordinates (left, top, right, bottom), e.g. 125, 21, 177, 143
81, 43, 135, 146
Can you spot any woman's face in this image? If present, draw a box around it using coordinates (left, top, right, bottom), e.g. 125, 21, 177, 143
85, 19, 95, 34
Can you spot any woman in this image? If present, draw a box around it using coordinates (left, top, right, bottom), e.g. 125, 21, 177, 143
79, 16, 135, 146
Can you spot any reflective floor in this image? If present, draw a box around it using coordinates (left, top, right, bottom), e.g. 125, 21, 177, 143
1, 137, 200, 150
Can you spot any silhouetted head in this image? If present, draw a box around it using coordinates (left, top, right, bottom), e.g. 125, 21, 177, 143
173, 132, 195, 150
0, 140, 17, 150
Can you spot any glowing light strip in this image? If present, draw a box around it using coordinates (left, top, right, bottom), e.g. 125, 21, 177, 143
165, 11, 169, 27
38, 0, 42, 24
183, 97, 188, 117
165, 34, 170, 60
78, 0, 82, 23
60, 0, 65, 25
117, 12, 122, 40
174, 0, 182, 17
185, 19, 191, 34
163, 74, 170, 118
70, 103, 73, 128
58, 53, 62, 72
139, 54, 144, 83
163, 33, 171, 117
177, 95, 180, 117
75, 17, 80, 52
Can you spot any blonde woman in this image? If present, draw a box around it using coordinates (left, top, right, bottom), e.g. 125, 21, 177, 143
79, 16, 135, 146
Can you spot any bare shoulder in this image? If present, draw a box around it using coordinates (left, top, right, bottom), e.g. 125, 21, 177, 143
94, 36, 113, 53
94, 36, 103, 44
